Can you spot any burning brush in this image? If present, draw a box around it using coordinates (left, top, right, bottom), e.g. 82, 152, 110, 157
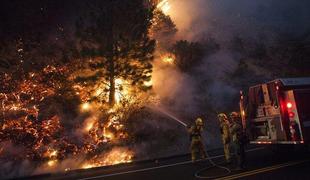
0, 0, 173, 177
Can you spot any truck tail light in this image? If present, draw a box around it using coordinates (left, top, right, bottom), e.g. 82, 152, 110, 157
287, 102, 293, 109
289, 112, 295, 118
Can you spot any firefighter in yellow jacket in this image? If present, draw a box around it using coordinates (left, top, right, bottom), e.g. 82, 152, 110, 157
218, 113, 231, 163
188, 117, 207, 162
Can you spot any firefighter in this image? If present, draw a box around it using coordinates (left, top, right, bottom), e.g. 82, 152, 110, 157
230, 112, 245, 170
218, 113, 231, 163
188, 117, 207, 162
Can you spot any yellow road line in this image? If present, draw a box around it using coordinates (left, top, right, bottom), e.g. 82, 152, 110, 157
215, 159, 309, 180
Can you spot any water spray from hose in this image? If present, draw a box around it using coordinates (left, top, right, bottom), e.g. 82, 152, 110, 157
146, 105, 188, 127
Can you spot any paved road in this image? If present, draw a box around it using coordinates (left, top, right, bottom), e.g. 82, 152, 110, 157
20, 146, 310, 180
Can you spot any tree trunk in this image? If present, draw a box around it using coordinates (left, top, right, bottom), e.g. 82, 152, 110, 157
108, 51, 115, 107
109, 75, 115, 107
107, 4, 115, 107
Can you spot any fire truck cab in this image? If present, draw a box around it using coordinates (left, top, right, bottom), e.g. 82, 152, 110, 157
240, 78, 310, 145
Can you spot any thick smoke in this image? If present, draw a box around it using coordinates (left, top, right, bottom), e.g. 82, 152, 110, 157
0, 142, 34, 178
152, 59, 199, 116
154, 0, 310, 112
151, 0, 310, 149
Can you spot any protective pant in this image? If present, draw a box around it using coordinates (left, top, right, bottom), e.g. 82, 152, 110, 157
223, 142, 231, 163
191, 138, 206, 162
232, 142, 245, 168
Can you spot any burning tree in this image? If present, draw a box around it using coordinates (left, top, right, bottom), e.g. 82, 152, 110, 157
76, 0, 156, 107
0, 0, 187, 177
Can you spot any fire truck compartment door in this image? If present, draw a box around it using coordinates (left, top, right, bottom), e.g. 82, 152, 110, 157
294, 89, 310, 142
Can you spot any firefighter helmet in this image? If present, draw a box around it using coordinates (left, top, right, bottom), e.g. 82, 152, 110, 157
195, 117, 203, 126
218, 113, 228, 120
230, 112, 240, 122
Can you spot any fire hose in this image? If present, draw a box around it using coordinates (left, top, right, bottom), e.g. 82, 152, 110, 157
194, 150, 231, 179
168, 118, 232, 179
170, 119, 232, 178
150, 106, 232, 178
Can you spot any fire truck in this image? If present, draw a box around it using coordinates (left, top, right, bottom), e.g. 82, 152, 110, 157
239, 78, 310, 145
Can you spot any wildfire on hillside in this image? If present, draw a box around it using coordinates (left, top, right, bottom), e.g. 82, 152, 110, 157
0, 66, 141, 172
0, 0, 171, 175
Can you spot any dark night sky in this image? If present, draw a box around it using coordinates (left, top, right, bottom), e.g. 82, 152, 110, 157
0, 0, 83, 40
0, 0, 310, 42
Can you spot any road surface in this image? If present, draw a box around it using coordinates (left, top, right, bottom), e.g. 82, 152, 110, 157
19, 146, 310, 180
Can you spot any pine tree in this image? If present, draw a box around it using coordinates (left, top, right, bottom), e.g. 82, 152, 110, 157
76, 0, 156, 107
171, 40, 205, 72
150, 10, 177, 50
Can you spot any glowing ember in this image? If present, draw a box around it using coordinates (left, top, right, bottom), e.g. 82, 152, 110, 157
81, 102, 91, 112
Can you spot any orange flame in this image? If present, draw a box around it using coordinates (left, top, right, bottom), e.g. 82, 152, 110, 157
81, 148, 133, 169
157, 0, 171, 15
